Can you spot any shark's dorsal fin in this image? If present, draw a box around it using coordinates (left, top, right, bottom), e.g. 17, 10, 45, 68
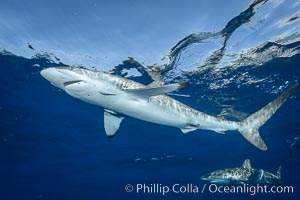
242, 159, 252, 169
104, 109, 124, 138
277, 166, 282, 184
125, 82, 188, 98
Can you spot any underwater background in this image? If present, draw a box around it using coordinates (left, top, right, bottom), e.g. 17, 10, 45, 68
1, 0, 300, 199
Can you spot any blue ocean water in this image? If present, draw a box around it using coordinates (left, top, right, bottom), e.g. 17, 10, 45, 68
1, 0, 300, 199
1, 51, 300, 200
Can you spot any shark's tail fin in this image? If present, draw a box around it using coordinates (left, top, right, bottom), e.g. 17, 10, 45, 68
277, 166, 282, 185
238, 83, 298, 151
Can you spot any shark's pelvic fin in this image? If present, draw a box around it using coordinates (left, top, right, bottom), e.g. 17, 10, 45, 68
104, 109, 124, 138
242, 159, 251, 169
125, 82, 188, 98
180, 123, 199, 134
180, 127, 197, 134
238, 83, 298, 151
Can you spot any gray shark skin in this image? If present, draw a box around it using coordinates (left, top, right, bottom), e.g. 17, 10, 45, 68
201, 159, 281, 185
40, 66, 297, 151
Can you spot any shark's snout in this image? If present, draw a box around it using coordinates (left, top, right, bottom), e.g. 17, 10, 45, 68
40, 67, 78, 89
200, 177, 209, 180
40, 68, 50, 79
40, 67, 63, 80
200, 174, 213, 181
41, 68, 62, 88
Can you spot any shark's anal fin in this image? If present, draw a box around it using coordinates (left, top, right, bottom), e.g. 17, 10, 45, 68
125, 82, 188, 98
104, 109, 124, 138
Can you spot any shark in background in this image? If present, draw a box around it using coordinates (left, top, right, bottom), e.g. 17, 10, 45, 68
40, 66, 297, 151
290, 133, 300, 149
201, 159, 281, 185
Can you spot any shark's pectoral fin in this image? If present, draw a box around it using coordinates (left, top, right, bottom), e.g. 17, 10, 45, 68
210, 179, 231, 184
256, 169, 264, 181
104, 109, 124, 138
125, 82, 188, 98
249, 169, 264, 184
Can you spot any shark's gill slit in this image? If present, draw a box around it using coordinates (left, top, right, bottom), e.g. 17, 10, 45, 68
99, 92, 116, 96
63, 80, 84, 87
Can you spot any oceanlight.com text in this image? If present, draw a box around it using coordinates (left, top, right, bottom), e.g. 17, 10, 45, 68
124, 183, 294, 196
207, 183, 293, 195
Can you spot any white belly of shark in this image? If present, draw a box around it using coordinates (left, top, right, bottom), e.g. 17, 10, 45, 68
41, 67, 298, 151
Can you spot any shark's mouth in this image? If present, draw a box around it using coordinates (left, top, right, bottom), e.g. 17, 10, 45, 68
63, 80, 84, 87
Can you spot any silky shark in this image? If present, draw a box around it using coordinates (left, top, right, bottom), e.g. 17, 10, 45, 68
40, 66, 297, 150
201, 159, 281, 185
